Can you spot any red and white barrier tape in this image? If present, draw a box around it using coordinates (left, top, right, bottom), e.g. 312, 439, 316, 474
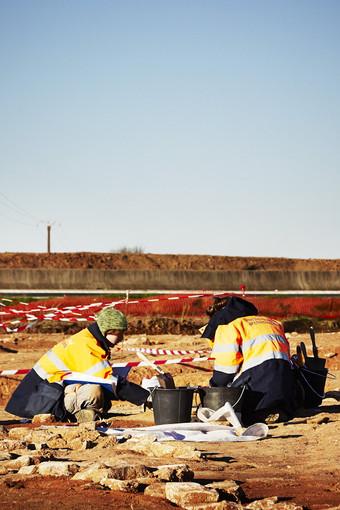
0, 368, 32, 376
125, 347, 208, 356
0, 356, 215, 377
0, 291, 229, 330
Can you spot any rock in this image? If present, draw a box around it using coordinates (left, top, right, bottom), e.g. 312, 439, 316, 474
20, 425, 100, 450
46, 436, 68, 449
0, 465, 8, 475
77, 422, 97, 431
29, 425, 100, 443
31, 451, 55, 464
206, 480, 243, 502
68, 438, 95, 450
185, 503, 242, 510
95, 436, 118, 448
165, 482, 219, 507
32, 414, 56, 424
134, 476, 156, 486
57, 427, 100, 443
0, 440, 26, 451
8, 428, 32, 441
153, 464, 194, 482
0, 452, 12, 461
48, 435, 96, 450
144, 482, 167, 498
4, 455, 32, 471
72, 464, 112, 483
119, 437, 202, 460
30, 430, 56, 443
18, 465, 38, 475
272, 504, 304, 510
37, 461, 79, 477
246, 497, 279, 509
102, 462, 152, 480
100, 478, 141, 492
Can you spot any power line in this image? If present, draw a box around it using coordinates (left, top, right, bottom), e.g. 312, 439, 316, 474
0, 192, 58, 252
0, 191, 42, 223
0, 205, 37, 227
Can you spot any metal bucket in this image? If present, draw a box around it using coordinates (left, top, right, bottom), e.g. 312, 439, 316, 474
152, 387, 195, 425
198, 386, 245, 413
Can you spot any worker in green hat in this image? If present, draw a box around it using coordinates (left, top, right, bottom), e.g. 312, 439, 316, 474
6, 307, 149, 423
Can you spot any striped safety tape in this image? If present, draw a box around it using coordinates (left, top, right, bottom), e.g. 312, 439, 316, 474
0, 356, 215, 377
125, 347, 209, 356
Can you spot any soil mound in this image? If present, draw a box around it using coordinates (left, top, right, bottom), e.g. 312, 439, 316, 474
1, 252, 339, 271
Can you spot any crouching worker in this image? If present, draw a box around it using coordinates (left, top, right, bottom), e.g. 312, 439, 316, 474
202, 296, 298, 426
5, 307, 149, 422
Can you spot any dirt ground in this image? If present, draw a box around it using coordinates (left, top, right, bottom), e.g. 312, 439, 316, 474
1, 252, 339, 271
0, 330, 340, 509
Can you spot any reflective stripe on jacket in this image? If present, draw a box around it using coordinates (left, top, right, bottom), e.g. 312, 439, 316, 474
212, 315, 290, 378
33, 328, 113, 384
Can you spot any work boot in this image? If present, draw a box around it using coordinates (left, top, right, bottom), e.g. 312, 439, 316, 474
74, 409, 97, 423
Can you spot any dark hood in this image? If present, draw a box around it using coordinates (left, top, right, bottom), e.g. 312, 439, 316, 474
202, 296, 258, 340
88, 322, 111, 353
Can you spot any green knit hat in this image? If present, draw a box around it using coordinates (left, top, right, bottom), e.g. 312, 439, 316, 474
95, 307, 127, 336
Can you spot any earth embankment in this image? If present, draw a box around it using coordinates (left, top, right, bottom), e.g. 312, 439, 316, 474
1, 252, 339, 271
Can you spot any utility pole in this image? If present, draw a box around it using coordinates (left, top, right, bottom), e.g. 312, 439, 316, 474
47, 224, 51, 254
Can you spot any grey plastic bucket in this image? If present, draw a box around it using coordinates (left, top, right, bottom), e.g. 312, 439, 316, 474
152, 387, 195, 425
198, 386, 245, 413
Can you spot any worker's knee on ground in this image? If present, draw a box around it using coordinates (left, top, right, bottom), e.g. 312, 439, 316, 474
64, 383, 105, 414
78, 383, 105, 408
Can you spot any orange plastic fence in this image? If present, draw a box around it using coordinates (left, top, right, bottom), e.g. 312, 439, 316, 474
1, 294, 339, 321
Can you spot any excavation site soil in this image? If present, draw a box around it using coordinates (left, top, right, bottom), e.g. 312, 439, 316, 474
0, 331, 339, 510
0, 253, 339, 509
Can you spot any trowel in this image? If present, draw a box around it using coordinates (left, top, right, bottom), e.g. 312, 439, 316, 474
308, 327, 326, 370
137, 351, 176, 389
299, 329, 326, 370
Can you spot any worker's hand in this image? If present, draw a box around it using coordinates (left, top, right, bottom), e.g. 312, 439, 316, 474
156, 372, 175, 389
141, 376, 160, 391
144, 396, 153, 410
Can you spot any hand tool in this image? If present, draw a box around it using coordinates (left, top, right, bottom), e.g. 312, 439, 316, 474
300, 342, 309, 367
308, 327, 326, 369
137, 351, 176, 389
309, 326, 318, 359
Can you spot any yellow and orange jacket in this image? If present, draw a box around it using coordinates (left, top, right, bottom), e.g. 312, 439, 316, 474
6, 324, 150, 419
212, 315, 291, 380
33, 327, 113, 384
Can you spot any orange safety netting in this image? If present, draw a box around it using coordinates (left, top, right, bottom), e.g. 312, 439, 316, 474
1, 293, 339, 330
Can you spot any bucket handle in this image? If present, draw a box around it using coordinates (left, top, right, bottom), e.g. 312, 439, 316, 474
230, 385, 246, 408
195, 385, 246, 410
299, 367, 336, 401
301, 367, 336, 380
299, 370, 325, 400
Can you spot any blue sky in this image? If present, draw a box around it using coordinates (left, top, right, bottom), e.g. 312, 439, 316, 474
0, 0, 339, 258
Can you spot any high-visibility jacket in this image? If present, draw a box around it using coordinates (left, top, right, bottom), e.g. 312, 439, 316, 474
33, 327, 113, 384
212, 315, 291, 380
5, 323, 150, 420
